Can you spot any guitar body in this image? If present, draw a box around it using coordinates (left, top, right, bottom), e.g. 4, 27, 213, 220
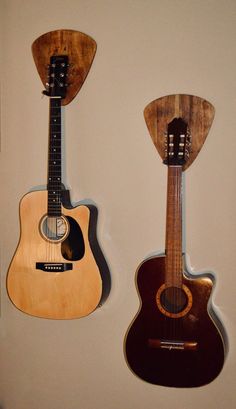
7, 190, 102, 319
125, 255, 226, 387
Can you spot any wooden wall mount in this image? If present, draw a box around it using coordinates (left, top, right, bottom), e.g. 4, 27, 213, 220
144, 94, 215, 171
32, 29, 97, 105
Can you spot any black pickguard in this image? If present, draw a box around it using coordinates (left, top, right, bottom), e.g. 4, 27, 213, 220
61, 216, 85, 261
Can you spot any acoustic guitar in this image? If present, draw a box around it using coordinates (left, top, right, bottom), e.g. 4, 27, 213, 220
125, 107, 227, 387
7, 55, 106, 319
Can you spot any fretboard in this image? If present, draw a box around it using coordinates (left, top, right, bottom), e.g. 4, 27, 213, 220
47, 97, 62, 216
165, 166, 183, 287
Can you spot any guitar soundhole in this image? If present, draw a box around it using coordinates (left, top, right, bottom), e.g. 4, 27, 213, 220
160, 286, 188, 314
40, 215, 69, 242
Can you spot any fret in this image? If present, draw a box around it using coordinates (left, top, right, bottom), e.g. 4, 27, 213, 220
48, 203, 61, 207
48, 155, 61, 160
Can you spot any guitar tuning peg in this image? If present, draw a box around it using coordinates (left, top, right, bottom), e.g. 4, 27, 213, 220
42, 90, 50, 97
187, 130, 192, 140
185, 149, 191, 158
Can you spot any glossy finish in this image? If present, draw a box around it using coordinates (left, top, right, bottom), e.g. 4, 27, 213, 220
125, 255, 226, 387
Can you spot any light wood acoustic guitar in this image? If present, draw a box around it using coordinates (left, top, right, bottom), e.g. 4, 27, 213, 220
7, 53, 110, 319
125, 95, 228, 387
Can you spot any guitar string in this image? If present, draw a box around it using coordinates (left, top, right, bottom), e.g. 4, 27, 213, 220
177, 166, 182, 341
178, 166, 181, 341
170, 166, 182, 342
165, 149, 185, 346
177, 167, 180, 340
48, 97, 61, 262
174, 167, 177, 340
171, 167, 176, 341
178, 166, 183, 342
54, 97, 61, 262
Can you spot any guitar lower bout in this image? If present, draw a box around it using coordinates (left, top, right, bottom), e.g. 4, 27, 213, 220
124, 255, 227, 387
7, 189, 104, 319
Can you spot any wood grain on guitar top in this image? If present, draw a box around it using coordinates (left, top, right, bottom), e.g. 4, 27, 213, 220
7, 190, 102, 319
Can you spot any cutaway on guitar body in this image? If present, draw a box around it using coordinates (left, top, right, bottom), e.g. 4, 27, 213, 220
7, 190, 103, 319
125, 255, 226, 387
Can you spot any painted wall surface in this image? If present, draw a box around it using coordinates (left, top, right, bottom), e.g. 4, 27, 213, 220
0, 0, 236, 408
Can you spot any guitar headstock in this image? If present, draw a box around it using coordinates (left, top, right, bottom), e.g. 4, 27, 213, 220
164, 117, 191, 166
44, 55, 69, 99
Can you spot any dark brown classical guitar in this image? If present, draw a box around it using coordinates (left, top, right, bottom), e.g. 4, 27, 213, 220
125, 95, 227, 387
7, 49, 109, 319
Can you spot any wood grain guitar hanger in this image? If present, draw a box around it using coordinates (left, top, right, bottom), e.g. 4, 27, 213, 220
32, 29, 97, 105
144, 94, 215, 170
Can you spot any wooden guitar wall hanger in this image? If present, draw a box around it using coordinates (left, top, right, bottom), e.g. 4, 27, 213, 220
125, 94, 227, 387
32, 29, 97, 105
144, 94, 215, 170
7, 29, 111, 319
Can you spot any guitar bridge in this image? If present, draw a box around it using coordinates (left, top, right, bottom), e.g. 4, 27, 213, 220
36, 262, 73, 272
148, 339, 198, 351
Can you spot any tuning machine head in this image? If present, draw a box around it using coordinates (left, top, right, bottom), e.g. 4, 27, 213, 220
163, 118, 191, 166
42, 55, 69, 98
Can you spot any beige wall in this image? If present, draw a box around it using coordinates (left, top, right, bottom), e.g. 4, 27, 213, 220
0, 0, 236, 408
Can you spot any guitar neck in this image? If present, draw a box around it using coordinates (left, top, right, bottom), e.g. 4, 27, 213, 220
165, 165, 183, 286
47, 97, 62, 216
